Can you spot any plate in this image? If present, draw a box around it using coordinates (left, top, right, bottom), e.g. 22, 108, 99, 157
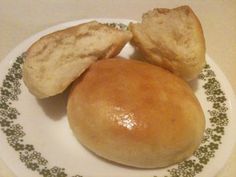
0, 18, 236, 177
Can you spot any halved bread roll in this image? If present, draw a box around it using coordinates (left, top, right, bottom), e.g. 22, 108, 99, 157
129, 6, 206, 81
67, 58, 205, 168
23, 21, 132, 98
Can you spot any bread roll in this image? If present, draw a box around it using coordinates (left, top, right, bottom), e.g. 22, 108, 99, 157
129, 5, 206, 81
23, 21, 132, 98
67, 58, 205, 168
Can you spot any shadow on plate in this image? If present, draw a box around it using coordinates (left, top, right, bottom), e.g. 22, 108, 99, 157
188, 78, 199, 93
36, 88, 70, 121
128, 49, 146, 62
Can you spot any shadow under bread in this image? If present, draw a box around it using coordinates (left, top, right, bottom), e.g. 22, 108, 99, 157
36, 66, 92, 121
36, 88, 69, 121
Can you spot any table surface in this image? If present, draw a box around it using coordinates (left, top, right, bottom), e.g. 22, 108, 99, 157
0, 1, 236, 177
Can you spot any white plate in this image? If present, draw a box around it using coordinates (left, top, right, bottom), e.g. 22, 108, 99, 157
0, 18, 236, 177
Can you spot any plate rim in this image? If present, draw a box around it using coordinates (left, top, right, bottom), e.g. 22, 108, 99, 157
0, 18, 236, 177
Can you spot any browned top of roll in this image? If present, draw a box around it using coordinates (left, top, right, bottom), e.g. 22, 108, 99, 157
67, 58, 205, 168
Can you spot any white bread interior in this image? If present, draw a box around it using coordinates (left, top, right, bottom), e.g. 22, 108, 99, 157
129, 6, 206, 81
23, 21, 132, 98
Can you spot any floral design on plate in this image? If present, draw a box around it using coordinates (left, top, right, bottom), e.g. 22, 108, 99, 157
0, 21, 233, 177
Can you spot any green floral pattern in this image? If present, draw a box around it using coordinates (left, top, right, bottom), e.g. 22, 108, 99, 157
166, 64, 228, 177
0, 55, 71, 177
0, 26, 229, 177
105, 22, 128, 30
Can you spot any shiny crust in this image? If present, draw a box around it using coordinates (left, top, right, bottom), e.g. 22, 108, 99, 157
67, 58, 205, 168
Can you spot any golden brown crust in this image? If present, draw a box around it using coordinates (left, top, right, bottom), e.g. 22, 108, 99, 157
67, 58, 205, 168
23, 21, 132, 98
129, 5, 206, 81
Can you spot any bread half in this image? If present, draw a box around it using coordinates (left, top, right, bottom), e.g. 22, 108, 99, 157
129, 6, 206, 81
23, 21, 132, 98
